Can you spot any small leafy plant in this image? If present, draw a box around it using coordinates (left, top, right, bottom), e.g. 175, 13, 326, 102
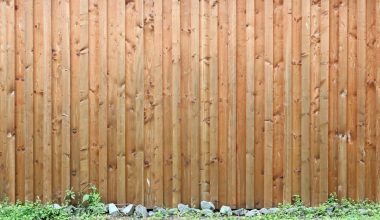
64, 184, 106, 216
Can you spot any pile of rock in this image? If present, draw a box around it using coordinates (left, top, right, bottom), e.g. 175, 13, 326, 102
103, 200, 281, 218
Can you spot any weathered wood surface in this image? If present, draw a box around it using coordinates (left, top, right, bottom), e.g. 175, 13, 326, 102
1, 0, 380, 208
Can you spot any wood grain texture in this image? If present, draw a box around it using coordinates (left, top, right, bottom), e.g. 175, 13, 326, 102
1, 0, 380, 208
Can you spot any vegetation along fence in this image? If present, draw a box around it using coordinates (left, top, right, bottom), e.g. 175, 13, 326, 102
1, 0, 380, 209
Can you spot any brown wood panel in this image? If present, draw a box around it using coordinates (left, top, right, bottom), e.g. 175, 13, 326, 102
236, 0, 246, 208
217, 0, 228, 208
273, 0, 284, 206
245, 0, 255, 209
254, 0, 265, 208
283, 0, 293, 204
200, 0, 210, 203
2, 0, 380, 208
209, 0, 219, 207
356, 0, 366, 200
15, 0, 26, 201
310, 0, 321, 206
347, 0, 357, 200
291, 0, 302, 199
365, 0, 376, 201
301, 0, 311, 206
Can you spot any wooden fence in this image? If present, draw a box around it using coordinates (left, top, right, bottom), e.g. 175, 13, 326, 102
1, 0, 380, 209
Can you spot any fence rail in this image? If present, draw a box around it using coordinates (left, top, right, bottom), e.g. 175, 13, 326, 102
0, 0, 380, 208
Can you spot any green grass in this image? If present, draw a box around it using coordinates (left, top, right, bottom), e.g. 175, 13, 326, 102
1, 190, 380, 219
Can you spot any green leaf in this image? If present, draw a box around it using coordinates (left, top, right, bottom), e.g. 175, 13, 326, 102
82, 194, 90, 202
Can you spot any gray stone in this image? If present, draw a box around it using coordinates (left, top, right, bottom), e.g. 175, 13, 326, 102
135, 204, 148, 218
200, 201, 215, 211
178, 203, 190, 213
121, 204, 135, 216
52, 203, 61, 209
245, 209, 260, 217
268, 207, 280, 214
232, 208, 247, 216
107, 203, 119, 216
201, 209, 214, 217
219, 205, 232, 216
259, 207, 269, 215
148, 211, 155, 217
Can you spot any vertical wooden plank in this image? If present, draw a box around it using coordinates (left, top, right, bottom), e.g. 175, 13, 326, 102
236, 0, 246, 208
78, 0, 89, 193
70, 0, 81, 195
6, 0, 16, 203
365, 0, 376, 201
171, 0, 181, 206
190, 0, 200, 207
283, 0, 293, 204
209, 0, 219, 207
245, 0, 255, 209
34, 0, 52, 201
70, 0, 89, 196
42, 0, 52, 202
200, 0, 210, 203
0, 0, 15, 202
328, 0, 339, 196
144, 0, 164, 207
116, 0, 126, 204
15, 0, 35, 201
126, 0, 136, 204
126, 0, 144, 205
254, 0, 264, 208
98, 0, 108, 201
107, 0, 125, 202
273, 0, 284, 206
15, 0, 25, 201
163, 0, 173, 207
52, 0, 70, 201
263, 0, 273, 208
89, 0, 100, 190
180, 0, 191, 205
310, 0, 321, 205
356, 0, 366, 200
291, 0, 302, 198
227, 0, 236, 208
154, 0, 164, 207
107, 0, 116, 201
23, 0, 34, 202
60, 0, 71, 201
0, 0, 6, 199
347, 0, 357, 200
52, 1, 70, 200
320, 0, 329, 202
218, 0, 228, 207
301, 0, 310, 205
376, 0, 380, 202
337, 0, 348, 199
52, 0, 61, 201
